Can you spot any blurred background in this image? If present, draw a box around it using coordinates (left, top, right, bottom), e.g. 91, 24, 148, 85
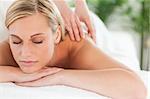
67, 0, 150, 71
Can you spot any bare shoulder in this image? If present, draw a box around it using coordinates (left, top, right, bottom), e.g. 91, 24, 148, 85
0, 40, 18, 66
68, 35, 127, 70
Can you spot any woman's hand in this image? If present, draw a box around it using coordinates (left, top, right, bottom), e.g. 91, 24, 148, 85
15, 68, 65, 87
62, 8, 84, 41
12, 67, 63, 83
75, 0, 96, 42
53, 0, 84, 41
53, 0, 95, 42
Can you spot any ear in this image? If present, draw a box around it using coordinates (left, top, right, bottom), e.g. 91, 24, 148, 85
54, 26, 61, 44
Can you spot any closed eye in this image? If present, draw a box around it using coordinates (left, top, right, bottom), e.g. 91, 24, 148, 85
33, 41, 43, 44
13, 41, 22, 44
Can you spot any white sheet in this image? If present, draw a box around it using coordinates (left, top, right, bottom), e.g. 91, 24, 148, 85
135, 70, 150, 99
0, 83, 109, 99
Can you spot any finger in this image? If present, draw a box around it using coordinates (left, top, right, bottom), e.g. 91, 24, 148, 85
84, 19, 94, 35
75, 16, 85, 39
84, 20, 96, 42
62, 14, 74, 40
65, 20, 75, 41
71, 14, 80, 41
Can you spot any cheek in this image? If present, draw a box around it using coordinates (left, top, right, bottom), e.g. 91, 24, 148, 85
38, 40, 55, 62
10, 44, 20, 60
47, 42, 54, 57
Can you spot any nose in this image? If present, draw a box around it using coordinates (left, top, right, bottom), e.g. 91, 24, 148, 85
20, 44, 32, 58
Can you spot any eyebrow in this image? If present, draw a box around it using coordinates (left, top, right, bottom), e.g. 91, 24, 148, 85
10, 33, 45, 40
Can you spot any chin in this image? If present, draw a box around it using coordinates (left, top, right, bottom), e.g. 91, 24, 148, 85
20, 66, 42, 74
17, 61, 44, 73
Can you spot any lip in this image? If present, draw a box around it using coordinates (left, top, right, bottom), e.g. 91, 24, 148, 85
19, 60, 38, 66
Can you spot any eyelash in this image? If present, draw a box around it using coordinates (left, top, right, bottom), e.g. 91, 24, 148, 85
13, 41, 43, 44
13, 42, 22, 44
33, 41, 43, 44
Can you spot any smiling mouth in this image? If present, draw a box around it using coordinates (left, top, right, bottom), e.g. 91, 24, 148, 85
19, 61, 38, 66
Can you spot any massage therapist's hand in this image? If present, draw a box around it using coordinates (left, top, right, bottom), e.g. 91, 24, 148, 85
53, 0, 84, 41
12, 67, 63, 84
75, 0, 96, 42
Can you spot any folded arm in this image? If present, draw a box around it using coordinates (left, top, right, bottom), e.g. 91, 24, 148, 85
58, 68, 146, 99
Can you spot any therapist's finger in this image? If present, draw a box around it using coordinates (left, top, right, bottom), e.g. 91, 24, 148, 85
85, 19, 96, 43
64, 19, 75, 41
75, 15, 85, 39
71, 14, 80, 41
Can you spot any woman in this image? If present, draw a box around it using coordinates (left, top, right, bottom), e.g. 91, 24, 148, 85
0, 0, 146, 99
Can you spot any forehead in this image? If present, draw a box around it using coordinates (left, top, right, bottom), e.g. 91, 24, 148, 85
9, 13, 51, 35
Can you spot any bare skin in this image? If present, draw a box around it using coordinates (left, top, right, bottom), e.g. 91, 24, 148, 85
0, 13, 147, 99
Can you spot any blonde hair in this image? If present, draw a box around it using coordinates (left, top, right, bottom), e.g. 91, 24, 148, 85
5, 0, 66, 40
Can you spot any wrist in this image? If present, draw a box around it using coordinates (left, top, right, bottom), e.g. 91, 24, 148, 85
75, 0, 87, 7
75, 0, 88, 13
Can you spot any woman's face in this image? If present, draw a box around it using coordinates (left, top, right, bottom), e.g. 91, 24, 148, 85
8, 13, 55, 73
